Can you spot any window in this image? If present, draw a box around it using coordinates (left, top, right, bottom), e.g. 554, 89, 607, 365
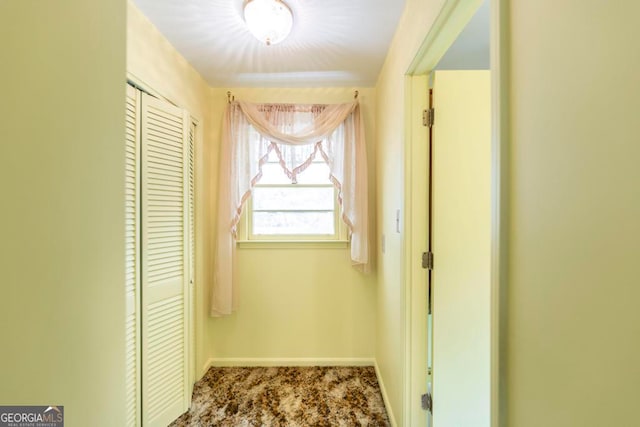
246, 150, 345, 241
214, 99, 369, 313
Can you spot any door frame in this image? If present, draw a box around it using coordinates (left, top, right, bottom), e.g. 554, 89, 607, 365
401, 0, 508, 425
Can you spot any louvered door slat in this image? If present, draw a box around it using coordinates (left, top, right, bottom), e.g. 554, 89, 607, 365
188, 122, 195, 292
147, 160, 183, 175
147, 110, 183, 128
125, 312, 138, 424
187, 122, 196, 402
146, 147, 183, 162
147, 135, 184, 152
147, 241, 183, 252
125, 84, 141, 427
141, 93, 189, 427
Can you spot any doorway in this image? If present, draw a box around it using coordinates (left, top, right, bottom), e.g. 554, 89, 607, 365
402, 0, 493, 425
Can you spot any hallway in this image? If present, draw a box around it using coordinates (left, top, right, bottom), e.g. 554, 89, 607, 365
3, 0, 640, 426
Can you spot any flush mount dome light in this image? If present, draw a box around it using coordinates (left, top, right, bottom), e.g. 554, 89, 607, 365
244, 0, 293, 46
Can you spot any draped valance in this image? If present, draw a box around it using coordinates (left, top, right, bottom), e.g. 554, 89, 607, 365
212, 100, 369, 317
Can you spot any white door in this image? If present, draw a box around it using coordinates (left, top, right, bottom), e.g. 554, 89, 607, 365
140, 92, 190, 427
431, 70, 491, 426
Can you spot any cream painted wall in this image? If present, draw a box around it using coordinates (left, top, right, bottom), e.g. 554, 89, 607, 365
0, 1, 127, 425
210, 247, 376, 361
375, 0, 446, 424
432, 70, 490, 427
504, 0, 640, 425
207, 87, 378, 365
127, 1, 214, 375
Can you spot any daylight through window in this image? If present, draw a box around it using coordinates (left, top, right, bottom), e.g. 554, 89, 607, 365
249, 149, 340, 239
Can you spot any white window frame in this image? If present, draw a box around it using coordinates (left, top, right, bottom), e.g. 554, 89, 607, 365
237, 175, 349, 247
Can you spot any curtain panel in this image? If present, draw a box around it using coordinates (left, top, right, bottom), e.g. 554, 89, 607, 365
212, 100, 369, 317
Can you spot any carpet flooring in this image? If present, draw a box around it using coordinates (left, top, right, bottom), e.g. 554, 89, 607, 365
169, 366, 390, 426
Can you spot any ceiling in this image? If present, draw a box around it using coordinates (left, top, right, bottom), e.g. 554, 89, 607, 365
132, 0, 407, 88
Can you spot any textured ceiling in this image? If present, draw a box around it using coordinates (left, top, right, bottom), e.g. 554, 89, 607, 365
132, 0, 407, 88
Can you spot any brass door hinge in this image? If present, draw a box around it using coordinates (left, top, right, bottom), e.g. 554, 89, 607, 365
422, 251, 434, 270
423, 108, 435, 127
421, 392, 433, 412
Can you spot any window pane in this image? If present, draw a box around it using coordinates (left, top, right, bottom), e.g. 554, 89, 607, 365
253, 211, 335, 235
295, 162, 331, 184
252, 187, 334, 210
258, 161, 331, 185
259, 163, 291, 184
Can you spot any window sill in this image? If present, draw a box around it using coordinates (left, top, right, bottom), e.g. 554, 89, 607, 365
236, 240, 350, 249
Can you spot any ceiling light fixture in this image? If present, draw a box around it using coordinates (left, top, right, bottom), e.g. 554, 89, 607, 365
243, 0, 293, 46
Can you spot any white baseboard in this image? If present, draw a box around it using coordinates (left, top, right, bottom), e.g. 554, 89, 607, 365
374, 360, 397, 427
203, 357, 374, 372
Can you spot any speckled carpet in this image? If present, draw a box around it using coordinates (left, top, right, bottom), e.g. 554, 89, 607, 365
169, 366, 390, 426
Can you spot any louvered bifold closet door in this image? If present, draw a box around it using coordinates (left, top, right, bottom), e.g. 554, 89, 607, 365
187, 121, 196, 397
141, 93, 190, 427
125, 84, 142, 427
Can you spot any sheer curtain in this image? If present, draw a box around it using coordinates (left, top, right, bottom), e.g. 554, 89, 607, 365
212, 100, 369, 317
